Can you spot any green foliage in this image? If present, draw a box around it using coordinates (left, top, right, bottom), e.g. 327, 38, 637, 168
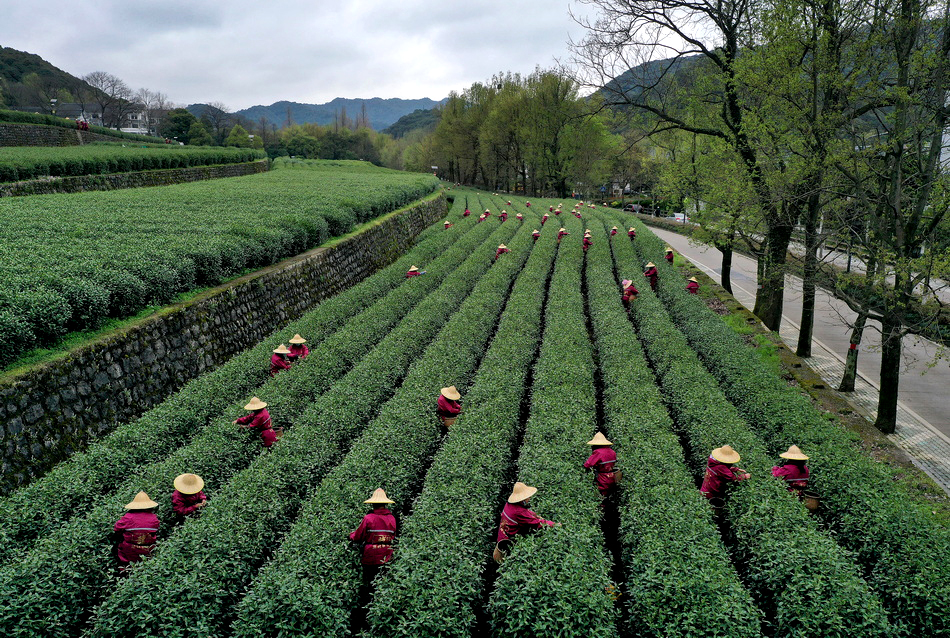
585, 219, 763, 636
0, 162, 438, 367
633, 221, 950, 637
366, 199, 557, 637
0, 144, 263, 182
0, 109, 166, 143
487, 211, 618, 637
185, 121, 213, 146
225, 124, 252, 147
606, 213, 891, 637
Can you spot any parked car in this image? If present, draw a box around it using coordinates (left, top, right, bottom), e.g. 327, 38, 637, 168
666, 213, 690, 222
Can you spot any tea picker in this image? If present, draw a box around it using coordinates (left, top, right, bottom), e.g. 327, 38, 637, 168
643, 262, 658, 292
436, 385, 461, 430
113, 491, 159, 577
234, 397, 280, 447
349, 488, 398, 600
493, 482, 558, 563
270, 344, 291, 377
700, 445, 750, 502
172, 473, 207, 521
583, 432, 620, 497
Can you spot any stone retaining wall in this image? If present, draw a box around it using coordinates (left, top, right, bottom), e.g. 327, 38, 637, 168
0, 122, 130, 146
0, 193, 446, 493
0, 159, 270, 196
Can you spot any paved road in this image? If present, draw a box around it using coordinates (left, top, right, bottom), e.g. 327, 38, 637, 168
652, 227, 950, 491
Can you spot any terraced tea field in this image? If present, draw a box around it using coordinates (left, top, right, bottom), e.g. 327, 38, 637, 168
0, 191, 946, 637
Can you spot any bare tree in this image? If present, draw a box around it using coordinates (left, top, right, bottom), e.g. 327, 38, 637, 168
134, 88, 171, 135
83, 71, 133, 128
201, 101, 233, 144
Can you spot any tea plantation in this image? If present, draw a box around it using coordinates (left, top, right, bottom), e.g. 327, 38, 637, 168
0, 191, 947, 637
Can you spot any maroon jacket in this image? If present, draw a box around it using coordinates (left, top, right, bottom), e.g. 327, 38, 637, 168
436, 394, 461, 418
172, 490, 207, 517
495, 247, 510, 260
584, 448, 618, 494
497, 502, 555, 542
541, 215, 549, 225
557, 230, 569, 241
499, 212, 508, 222
464, 208, 471, 217
700, 457, 746, 499
114, 510, 160, 564
516, 213, 523, 221
622, 284, 639, 303
644, 267, 658, 291
610, 229, 618, 236
270, 353, 291, 377
349, 508, 397, 566
686, 281, 699, 295
665, 252, 674, 264
288, 344, 309, 361
582, 237, 593, 251
406, 270, 422, 278
771, 464, 810, 491
628, 229, 636, 240
573, 212, 582, 218
236, 408, 276, 447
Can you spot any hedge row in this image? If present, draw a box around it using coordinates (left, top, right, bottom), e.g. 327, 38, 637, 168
0, 163, 439, 366
0, 202, 506, 637
0, 145, 265, 182
366, 203, 558, 637
85, 197, 526, 637
584, 220, 763, 637
0, 195, 472, 567
0, 109, 167, 143
228, 212, 538, 637
608, 216, 892, 637
487, 213, 619, 638
632, 221, 950, 637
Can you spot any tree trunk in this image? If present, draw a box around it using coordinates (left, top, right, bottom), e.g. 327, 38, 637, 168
719, 246, 734, 294
874, 318, 902, 434
753, 221, 793, 331
838, 309, 869, 392
797, 194, 821, 357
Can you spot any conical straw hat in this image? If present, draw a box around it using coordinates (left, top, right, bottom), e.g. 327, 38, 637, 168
408, 265, 419, 272
444, 220, 451, 225
629, 227, 635, 232
289, 334, 307, 344
688, 277, 698, 283
273, 344, 290, 355
498, 244, 507, 249
364, 488, 394, 504
244, 397, 267, 411
125, 491, 158, 510
485, 209, 491, 213
559, 228, 566, 232
440, 385, 461, 400
533, 229, 539, 233
711, 445, 741, 464
174, 473, 204, 495
779, 445, 809, 460
587, 432, 613, 446
645, 262, 656, 268
508, 482, 538, 503
612, 226, 618, 230
666, 247, 673, 252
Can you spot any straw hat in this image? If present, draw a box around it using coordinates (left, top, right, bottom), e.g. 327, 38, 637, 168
585, 228, 591, 233
364, 488, 394, 504
444, 220, 451, 225
485, 209, 491, 213
612, 226, 618, 230
711, 445, 741, 464
174, 473, 204, 495
440, 385, 461, 400
543, 213, 549, 217
587, 432, 613, 446
533, 229, 539, 233
645, 262, 656, 268
688, 277, 698, 283
559, 227, 566, 232
244, 397, 267, 411
498, 244, 507, 249
125, 491, 158, 510
408, 265, 419, 272
665, 247, 673, 253
289, 334, 307, 344
273, 344, 290, 355
621, 279, 632, 288
508, 482, 538, 503
779, 445, 809, 460
502, 210, 507, 214
628, 227, 635, 232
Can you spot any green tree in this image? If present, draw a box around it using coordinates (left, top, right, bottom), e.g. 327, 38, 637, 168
225, 124, 252, 147
186, 121, 213, 146
159, 108, 198, 143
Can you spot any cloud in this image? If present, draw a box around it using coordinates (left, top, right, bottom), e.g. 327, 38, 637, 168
1, 0, 593, 110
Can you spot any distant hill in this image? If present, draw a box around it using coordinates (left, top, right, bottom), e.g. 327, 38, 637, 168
222, 97, 447, 131
0, 46, 91, 107
595, 54, 705, 108
382, 108, 441, 138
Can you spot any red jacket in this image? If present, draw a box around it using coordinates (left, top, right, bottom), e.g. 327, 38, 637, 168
622, 284, 639, 303
573, 212, 582, 218
557, 230, 569, 240
582, 237, 593, 251
495, 247, 510, 260
541, 215, 549, 225
771, 464, 809, 491
270, 353, 291, 377
436, 394, 461, 418
172, 490, 207, 517
644, 267, 658, 291
236, 408, 277, 447
584, 448, 618, 494
532, 231, 540, 240
464, 208, 471, 217
289, 344, 309, 361
500, 212, 508, 222
406, 270, 422, 278
610, 229, 618, 236
497, 502, 555, 542
700, 457, 746, 499
114, 510, 159, 564
665, 253, 674, 264
628, 229, 636, 240
686, 281, 699, 295
349, 508, 397, 565
516, 213, 523, 221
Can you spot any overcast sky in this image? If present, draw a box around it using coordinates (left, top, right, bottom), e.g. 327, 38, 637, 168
1, 0, 595, 110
